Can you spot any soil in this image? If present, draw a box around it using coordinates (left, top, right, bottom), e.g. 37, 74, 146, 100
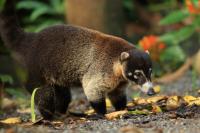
0, 71, 200, 133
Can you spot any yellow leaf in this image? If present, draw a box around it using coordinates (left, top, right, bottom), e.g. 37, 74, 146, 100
106, 98, 112, 107
147, 95, 167, 103
133, 97, 148, 105
166, 96, 180, 110
0, 117, 21, 124
152, 104, 162, 113
183, 95, 197, 103
188, 98, 200, 106
127, 102, 135, 107
105, 110, 128, 120
153, 85, 161, 93
84, 109, 95, 115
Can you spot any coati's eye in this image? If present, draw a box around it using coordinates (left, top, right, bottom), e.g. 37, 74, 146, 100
133, 70, 145, 79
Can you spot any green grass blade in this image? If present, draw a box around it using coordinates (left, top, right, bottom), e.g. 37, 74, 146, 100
31, 88, 39, 123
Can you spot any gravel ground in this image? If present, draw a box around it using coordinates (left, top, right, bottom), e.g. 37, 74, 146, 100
1, 71, 200, 133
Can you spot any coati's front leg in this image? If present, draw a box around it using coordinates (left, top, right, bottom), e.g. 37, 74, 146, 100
107, 84, 127, 111
34, 85, 71, 119
83, 79, 106, 115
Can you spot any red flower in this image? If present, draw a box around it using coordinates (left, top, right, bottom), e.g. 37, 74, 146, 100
158, 43, 166, 50
186, 0, 200, 14
139, 35, 165, 51
139, 35, 158, 51
139, 35, 166, 61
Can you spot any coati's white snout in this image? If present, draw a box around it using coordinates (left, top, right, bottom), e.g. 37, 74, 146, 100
140, 81, 153, 93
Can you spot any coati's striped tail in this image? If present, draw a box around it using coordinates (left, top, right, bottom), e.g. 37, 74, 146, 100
0, 0, 25, 50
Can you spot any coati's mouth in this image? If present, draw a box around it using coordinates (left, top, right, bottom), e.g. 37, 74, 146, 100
140, 81, 156, 96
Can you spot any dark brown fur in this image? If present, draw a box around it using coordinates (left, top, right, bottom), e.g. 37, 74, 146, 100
0, 0, 152, 119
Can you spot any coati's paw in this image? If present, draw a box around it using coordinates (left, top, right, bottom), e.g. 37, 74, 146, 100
107, 88, 127, 111
90, 100, 106, 115
112, 97, 127, 111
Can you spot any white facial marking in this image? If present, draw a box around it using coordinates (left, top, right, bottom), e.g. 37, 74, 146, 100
133, 75, 138, 79
128, 72, 133, 76
141, 82, 153, 93
134, 70, 145, 77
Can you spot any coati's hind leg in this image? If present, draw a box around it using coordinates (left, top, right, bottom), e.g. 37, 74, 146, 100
35, 85, 71, 119
107, 84, 127, 111
54, 85, 71, 116
34, 85, 55, 120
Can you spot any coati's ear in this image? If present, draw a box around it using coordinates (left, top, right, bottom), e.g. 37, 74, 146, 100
120, 52, 130, 62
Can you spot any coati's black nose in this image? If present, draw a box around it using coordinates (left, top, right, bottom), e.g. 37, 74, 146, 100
147, 88, 156, 96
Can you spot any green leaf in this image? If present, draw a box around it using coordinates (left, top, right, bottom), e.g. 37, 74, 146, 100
123, 0, 134, 11
31, 88, 39, 123
128, 110, 150, 115
159, 10, 189, 25
160, 45, 185, 63
24, 17, 63, 32
192, 0, 199, 6
50, 0, 64, 14
193, 17, 200, 27
5, 88, 26, 98
160, 26, 195, 44
159, 32, 176, 44
34, 20, 63, 32
173, 26, 195, 43
16, 1, 48, 10
0, 0, 5, 11
30, 7, 52, 21
0, 75, 13, 84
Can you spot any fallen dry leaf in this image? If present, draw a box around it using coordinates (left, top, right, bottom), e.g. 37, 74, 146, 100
127, 102, 135, 107
133, 97, 148, 105
183, 95, 197, 103
105, 110, 128, 120
166, 96, 180, 110
152, 104, 162, 113
85, 109, 95, 115
0, 117, 21, 124
153, 85, 161, 94
147, 95, 167, 103
188, 98, 200, 106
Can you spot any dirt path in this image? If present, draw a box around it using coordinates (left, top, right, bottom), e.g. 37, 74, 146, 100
0, 71, 200, 133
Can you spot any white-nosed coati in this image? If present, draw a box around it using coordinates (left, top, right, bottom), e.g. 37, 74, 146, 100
0, 0, 154, 119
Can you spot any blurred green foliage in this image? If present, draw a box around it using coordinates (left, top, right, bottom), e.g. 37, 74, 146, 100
0, 74, 13, 84
157, 0, 200, 74
0, 0, 5, 11
17, 0, 65, 32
